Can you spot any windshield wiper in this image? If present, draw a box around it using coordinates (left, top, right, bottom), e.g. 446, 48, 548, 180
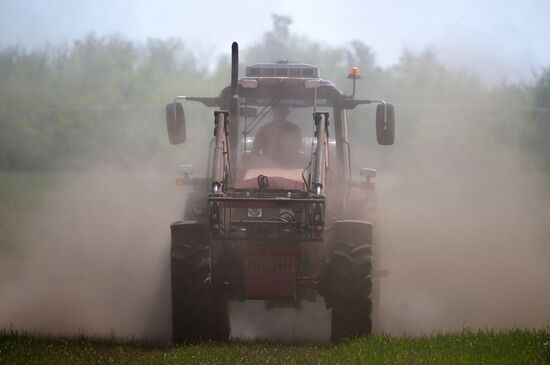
242, 90, 287, 136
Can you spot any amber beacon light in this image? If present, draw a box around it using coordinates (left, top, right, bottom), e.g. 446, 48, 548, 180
347, 66, 361, 79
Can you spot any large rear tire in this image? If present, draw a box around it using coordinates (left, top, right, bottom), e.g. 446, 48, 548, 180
327, 221, 373, 342
171, 224, 230, 343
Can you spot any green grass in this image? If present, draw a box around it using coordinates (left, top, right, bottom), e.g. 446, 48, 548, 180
322, 330, 550, 365
1, 330, 549, 365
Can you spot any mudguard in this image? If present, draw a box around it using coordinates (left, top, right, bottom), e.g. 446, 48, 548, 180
328, 220, 373, 251
170, 221, 207, 249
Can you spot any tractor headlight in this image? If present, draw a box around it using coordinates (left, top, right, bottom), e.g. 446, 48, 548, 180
247, 208, 262, 218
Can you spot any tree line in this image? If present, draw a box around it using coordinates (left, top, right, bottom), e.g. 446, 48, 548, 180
0, 14, 548, 172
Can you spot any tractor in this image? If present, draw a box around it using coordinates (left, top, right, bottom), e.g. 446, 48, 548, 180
165, 42, 395, 343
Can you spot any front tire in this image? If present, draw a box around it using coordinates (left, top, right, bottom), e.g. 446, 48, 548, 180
170, 224, 230, 343
327, 221, 373, 342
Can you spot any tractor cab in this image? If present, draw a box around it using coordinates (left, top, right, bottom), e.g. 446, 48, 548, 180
230, 62, 337, 192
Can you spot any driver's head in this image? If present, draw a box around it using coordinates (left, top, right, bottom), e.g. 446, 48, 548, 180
272, 105, 290, 122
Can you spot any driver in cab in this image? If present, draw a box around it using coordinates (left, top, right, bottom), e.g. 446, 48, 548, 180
251, 105, 302, 166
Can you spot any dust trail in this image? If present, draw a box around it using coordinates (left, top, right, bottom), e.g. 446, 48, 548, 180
0, 167, 181, 343
230, 300, 330, 343
0, 166, 330, 343
1, 115, 549, 342
373, 106, 550, 334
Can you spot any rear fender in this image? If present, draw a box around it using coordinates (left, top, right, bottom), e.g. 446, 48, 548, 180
319, 219, 374, 308
183, 192, 209, 223
170, 221, 207, 250
328, 220, 373, 250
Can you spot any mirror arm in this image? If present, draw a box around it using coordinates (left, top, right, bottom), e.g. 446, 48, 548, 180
341, 98, 388, 111
371, 100, 388, 123
174, 96, 220, 107
370, 99, 387, 106
341, 98, 372, 109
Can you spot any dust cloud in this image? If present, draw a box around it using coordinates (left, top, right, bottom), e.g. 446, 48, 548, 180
0, 167, 181, 343
373, 104, 550, 334
230, 300, 331, 343
1, 108, 549, 344
0, 164, 330, 343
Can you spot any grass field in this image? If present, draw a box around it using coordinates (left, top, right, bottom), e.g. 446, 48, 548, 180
1, 330, 549, 365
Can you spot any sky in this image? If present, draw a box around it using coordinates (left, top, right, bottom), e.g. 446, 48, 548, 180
1, 0, 549, 84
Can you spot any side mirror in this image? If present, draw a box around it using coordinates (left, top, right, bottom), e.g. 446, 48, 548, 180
376, 103, 395, 145
165, 102, 186, 144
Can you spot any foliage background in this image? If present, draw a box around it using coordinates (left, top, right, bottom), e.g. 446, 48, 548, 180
1, 14, 549, 174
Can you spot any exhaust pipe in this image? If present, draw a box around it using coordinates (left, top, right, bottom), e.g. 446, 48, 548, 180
231, 42, 239, 97
227, 42, 239, 179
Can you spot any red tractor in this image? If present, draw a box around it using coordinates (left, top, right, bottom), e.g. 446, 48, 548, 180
165, 42, 394, 343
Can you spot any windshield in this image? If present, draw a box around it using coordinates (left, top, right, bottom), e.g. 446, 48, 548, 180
234, 99, 333, 190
